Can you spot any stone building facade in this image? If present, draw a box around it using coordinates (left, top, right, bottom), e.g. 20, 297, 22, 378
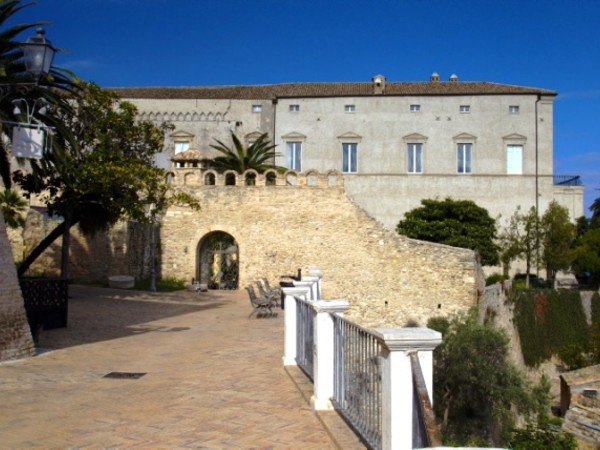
113, 73, 584, 231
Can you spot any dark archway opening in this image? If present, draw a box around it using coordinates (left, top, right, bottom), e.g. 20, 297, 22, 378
196, 231, 239, 290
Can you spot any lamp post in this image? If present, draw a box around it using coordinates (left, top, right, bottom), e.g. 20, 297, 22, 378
19, 28, 56, 82
0, 27, 56, 99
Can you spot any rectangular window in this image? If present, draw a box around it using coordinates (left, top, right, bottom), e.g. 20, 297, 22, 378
407, 143, 423, 173
457, 143, 472, 173
344, 104, 355, 113
459, 105, 471, 113
286, 141, 302, 171
342, 143, 358, 173
410, 104, 421, 112
289, 104, 300, 112
507, 145, 523, 174
252, 104, 262, 113
509, 105, 520, 114
174, 141, 190, 154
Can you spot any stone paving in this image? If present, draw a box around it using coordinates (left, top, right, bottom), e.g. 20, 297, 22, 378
0, 285, 365, 449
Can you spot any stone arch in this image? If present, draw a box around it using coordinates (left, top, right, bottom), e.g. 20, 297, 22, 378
305, 169, 319, 187
204, 171, 217, 186
196, 231, 239, 290
165, 171, 175, 184
244, 169, 258, 186
183, 172, 195, 185
284, 170, 298, 186
326, 169, 341, 187
264, 169, 278, 186
224, 171, 237, 186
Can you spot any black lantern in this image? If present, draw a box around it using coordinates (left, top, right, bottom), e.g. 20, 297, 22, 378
19, 28, 56, 79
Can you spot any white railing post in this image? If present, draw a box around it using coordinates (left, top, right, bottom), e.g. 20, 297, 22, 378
302, 276, 321, 300
307, 267, 323, 299
281, 286, 311, 366
293, 280, 316, 300
371, 328, 442, 450
311, 299, 349, 410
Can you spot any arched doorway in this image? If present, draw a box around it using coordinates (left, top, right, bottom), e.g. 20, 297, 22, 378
197, 231, 239, 290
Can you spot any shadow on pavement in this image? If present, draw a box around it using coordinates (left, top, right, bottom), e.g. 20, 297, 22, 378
36, 285, 232, 351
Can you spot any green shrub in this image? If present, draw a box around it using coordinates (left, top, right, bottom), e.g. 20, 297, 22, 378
512, 289, 589, 367
485, 273, 507, 286
558, 344, 586, 370
509, 425, 576, 450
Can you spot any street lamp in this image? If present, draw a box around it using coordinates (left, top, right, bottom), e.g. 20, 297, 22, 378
19, 28, 56, 81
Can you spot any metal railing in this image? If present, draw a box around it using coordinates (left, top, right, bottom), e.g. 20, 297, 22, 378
332, 313, 383, 449
410, 353, 443, 448
553, 175, 582, 186
296, 296, 314, 379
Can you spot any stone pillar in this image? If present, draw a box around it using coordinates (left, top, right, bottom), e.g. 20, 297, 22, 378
311, 299, 349, 411
0, 214, 34, 361
371, 327, 442, 450
281, 286, 310, 366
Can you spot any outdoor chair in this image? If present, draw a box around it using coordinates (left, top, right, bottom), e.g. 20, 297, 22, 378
257, 279, 281, 307
245, 285, 276, 318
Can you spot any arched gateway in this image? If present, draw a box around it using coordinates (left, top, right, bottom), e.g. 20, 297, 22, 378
196, 231, 239, 290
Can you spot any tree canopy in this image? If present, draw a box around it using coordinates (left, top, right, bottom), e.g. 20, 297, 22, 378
396, 198, 499, 266
14, 82, 199, 277
540, 200, 575, 283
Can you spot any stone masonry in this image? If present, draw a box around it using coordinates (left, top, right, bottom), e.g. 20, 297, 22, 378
17, 170, 484, 328
0, 213, 34, 361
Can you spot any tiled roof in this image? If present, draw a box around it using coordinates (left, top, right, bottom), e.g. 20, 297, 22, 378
111, 81, 556, 100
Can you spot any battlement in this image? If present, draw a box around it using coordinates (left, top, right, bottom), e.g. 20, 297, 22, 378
167, 168, 345, 188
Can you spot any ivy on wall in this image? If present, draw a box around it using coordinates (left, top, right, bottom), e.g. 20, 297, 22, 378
512, 289, 589, 367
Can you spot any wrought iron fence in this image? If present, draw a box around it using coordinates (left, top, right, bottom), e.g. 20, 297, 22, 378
295, 296, 314, 379
332, 314, 382, 449
19, 277, 68, 339
553, 175, 582, 186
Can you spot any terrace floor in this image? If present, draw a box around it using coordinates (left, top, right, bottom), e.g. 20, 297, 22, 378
0, 285, 365, 449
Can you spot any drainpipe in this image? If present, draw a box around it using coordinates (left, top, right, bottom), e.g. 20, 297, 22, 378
272, 97, 278, 166
535, 94, 541, 279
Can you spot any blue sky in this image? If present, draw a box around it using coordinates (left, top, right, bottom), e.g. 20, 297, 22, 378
10, 0, 600, 215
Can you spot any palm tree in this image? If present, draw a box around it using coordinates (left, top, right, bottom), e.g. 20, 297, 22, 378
209, 131, 281, 174
0, 188, 26, 228
0, 0, 77, 189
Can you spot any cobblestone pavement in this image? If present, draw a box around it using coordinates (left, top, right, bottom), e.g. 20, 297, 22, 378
0, 285, 365, 449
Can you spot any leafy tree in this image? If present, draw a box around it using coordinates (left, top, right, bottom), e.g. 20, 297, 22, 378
14, 82, 199, 278
497, 206, 540, 286
209, 131, 281, 174
427, 311, 533, 446
540, 200, 575, 283
396, 198, 499, 266
591, 191, 600, 228
571, 227, 600, 287
0, 188, 26, 228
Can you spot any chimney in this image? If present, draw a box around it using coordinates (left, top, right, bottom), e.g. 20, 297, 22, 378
449, 73, 459, 83
372, 74, 386, 94
430, 72, 440, 82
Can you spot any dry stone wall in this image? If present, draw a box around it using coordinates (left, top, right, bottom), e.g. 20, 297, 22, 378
0, 214, 34, 361
16, 170, 484, 328
161, 170, 484, 327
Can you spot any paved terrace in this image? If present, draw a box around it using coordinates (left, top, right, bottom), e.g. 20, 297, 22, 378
0, 285, 365, 449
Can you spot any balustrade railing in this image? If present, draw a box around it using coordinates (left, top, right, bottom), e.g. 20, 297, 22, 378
332, 313, 383, 449
296, 296, 314, 379
282, 269, 442, 449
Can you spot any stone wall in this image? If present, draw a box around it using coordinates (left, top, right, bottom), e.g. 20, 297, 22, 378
0, 213, 34, 361
17, 170, 484, 328
160, 170, 484, 327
